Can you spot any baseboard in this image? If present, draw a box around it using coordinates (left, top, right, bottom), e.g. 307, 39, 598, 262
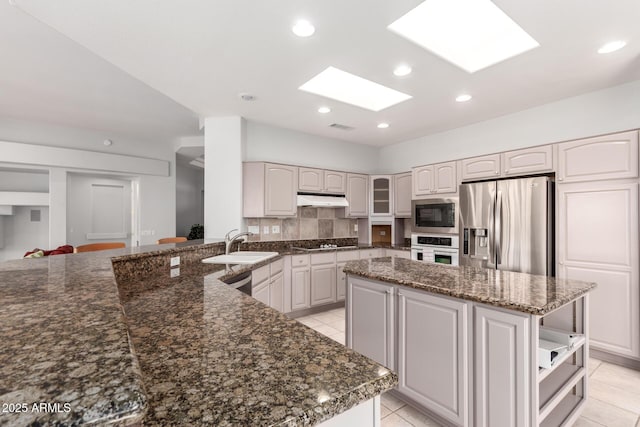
286, 301, 345, 319
590, 348, 640, 371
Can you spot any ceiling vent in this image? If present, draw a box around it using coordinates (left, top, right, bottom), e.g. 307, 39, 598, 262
329, 123, 355, 131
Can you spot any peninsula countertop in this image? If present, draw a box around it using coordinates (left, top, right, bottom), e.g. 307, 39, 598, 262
0, 243, 397, 426
343, 257, 596, 315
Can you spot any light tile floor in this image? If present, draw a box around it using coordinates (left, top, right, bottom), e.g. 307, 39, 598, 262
296, 308, 640, 427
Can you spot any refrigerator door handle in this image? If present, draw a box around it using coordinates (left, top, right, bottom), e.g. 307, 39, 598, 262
496, 190, 502, 265
488, 190, 495, 268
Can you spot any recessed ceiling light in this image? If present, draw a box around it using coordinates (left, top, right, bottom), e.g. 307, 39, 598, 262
388, 0, 540, 73
299, 67, 412, 112
318, 106, 331, 114
377, 123, 390, 129
598, 40, 627, 54
393, 64, 413, 77
456, 94, 472, 102
292, 20, 315, 37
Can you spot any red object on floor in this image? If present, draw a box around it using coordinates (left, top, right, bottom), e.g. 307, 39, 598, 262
24, 245, 74, 257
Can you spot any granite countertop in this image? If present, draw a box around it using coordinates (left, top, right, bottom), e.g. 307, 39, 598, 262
0, 243, 397, 426
118, 263, 396, 426
344, 257, 596, 315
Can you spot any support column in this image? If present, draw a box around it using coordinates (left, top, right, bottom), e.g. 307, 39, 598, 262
49, 167, 67, 247
204, 116, 245, 240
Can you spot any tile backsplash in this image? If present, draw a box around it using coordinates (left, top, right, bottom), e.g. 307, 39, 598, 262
247, 207, 358, 242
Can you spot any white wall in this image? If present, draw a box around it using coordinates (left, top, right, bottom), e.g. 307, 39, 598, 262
378, 79, 640, 172
0, 170, 49, 191
0, 206, 49, 262
245, 121, 379, 174
176, 159, 204, 237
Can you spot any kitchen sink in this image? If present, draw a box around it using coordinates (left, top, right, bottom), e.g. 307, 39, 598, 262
202, 251, 279, 265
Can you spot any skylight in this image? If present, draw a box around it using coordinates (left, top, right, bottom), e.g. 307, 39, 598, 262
299, 67, 412, 112
388, 0, 539, 73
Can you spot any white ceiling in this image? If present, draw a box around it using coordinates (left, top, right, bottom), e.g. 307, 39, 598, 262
7, 0, 640, 147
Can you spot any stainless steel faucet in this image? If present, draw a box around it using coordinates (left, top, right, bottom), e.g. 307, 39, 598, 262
224, 229, 254, 254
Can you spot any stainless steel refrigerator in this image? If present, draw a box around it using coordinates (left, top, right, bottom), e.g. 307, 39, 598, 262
459, 176, 554, 276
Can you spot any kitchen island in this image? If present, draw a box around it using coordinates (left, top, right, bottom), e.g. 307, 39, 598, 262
0, 242, 396, 426
344, 256, 596, 427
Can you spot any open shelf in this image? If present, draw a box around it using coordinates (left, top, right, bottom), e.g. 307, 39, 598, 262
540, 391, 585, 427
538, 335, 586, 382
539, 361, 584, 408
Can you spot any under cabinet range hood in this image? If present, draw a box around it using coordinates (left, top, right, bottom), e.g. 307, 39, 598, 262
296, 193, 349, 208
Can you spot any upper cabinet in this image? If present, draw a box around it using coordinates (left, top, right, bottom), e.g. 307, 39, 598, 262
298, 168, 346, 194
461, 146, 554, 182
394, 172, 412, 218
412, 161, 457, 198
243, 162, 298, 217
558, 131, 639, 183
460, 154, 500, 181
346, 173, 368, 218
502, 145, 554, 176
371, 175, 392, 216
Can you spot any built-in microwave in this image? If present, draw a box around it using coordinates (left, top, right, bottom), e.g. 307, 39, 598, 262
411, 198, 458, 234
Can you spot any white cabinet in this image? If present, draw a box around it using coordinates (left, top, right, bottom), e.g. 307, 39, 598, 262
291, 254, 310, 311
558, 130, 639, 183
346, 173, 369, 217
347, 277, 395, 369
360, 248, 383, 259
460, 154, 501, 181
243, 162, 298, 217
394, 172, 412, 217
311, 252, 337, 307
558, 181, 639, 358
397, 288, 469, 426
299, 168, 346, 194
502, 145, 554, 176
371, 175, 392, 216
474, 306, 529, 427
269, 272, 284, 312
412, 161, 457, 198
299, 167, 324, 192
253, 280, 270, 305
325, 170, 346, 194
385, 249, 410, 259
461, 146, 555, 182
336, 250, 359, 302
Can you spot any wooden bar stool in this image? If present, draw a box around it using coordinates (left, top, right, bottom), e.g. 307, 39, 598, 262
157, 237, 188, 244
74, 242, 126, 253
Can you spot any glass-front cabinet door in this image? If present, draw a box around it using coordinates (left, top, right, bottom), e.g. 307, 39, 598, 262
371, 175, 392, 216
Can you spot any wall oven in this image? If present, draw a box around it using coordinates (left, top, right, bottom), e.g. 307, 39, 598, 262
411, 234, 459, 266
411, 198, 458, 234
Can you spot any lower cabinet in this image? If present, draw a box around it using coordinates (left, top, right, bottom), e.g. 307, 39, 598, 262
311, 264, 336, 306
269, 272, 284, 312
253, 280, 270, 306
474, 306, 529, 427
336, 262, 347, 301
397, 287, 469, 426
346, 277, 394, 368
291, 267, 310, 311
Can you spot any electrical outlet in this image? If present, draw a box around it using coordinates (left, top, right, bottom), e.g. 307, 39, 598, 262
170, 256, 180, 267
272, 225, 280, 234
263, 226, 270, 235
354, 224, 358, 232
170, 267, 180, 278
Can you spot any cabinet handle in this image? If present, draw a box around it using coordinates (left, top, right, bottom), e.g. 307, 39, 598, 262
496, 171, 500, 174
397, 291, 403, 296
559, 261, 564, 265
386, 289, 393, 294
559, 177, 563, 181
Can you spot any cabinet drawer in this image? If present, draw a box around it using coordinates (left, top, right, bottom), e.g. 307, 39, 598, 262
252, 264, 270, 285
291, 254, 310, 267
337, 250, 360, 262
311, 251, 336, 265
270, 257, 284, 275
360, 248, 382, 259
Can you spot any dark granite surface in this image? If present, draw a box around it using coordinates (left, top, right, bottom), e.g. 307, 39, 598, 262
344, 257, 596, 315
0, 241, 397, 426
118, 263, 396, 426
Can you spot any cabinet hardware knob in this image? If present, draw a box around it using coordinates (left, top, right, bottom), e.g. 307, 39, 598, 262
496, 171, 500, 174
386, 289, 393, 294
559, 261, 564, 265
559, 177, 563, 181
